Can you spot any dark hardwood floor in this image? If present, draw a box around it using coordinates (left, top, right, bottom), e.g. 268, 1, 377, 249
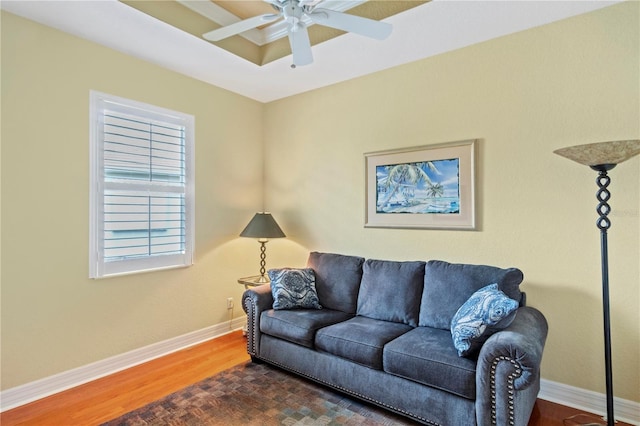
1, 330, 629, 425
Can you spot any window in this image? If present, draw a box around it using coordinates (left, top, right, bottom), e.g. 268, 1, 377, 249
89, 91, 195, 278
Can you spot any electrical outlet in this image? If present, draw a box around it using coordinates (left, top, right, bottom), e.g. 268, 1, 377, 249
226, 297, 234, 310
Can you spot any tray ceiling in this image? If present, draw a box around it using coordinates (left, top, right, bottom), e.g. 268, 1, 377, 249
122, 1, 425, 66
0, 0, 624, 103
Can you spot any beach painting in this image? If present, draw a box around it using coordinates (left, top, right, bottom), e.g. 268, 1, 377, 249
376, 158, 460, 214
365, 140, 476, 230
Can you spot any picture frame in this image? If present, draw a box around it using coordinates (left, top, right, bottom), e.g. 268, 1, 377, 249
365, 139, 476, 230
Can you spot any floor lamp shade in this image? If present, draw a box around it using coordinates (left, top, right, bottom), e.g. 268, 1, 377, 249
554, 139, 640, 426
240, 213, 286, 283
554, 140, 640, 167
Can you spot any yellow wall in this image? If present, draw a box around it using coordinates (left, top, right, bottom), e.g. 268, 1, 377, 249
264, 2, 639, 401
1, 1, 639, 404
1, 12, 264, 389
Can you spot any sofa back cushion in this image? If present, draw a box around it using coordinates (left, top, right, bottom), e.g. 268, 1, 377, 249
356, 259, 426, 327
307, 252, 365, 314
419, 260, 523, 329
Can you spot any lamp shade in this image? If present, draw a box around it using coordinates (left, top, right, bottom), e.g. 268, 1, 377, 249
239, 212, 286, 239
554, 139, 640, 166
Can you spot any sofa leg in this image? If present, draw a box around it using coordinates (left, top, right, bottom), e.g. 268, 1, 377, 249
250, 355, 263, 364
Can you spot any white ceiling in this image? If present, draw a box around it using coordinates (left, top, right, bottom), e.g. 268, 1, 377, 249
1, 0, 623, 103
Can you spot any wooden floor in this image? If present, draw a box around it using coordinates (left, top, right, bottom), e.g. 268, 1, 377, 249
0, 330, 628, 426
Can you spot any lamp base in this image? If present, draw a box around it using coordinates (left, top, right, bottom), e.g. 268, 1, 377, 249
254, 274, 270, 284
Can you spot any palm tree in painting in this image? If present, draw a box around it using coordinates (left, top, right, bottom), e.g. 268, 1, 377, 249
377, 162, 440, 209
425, 182, 444, 198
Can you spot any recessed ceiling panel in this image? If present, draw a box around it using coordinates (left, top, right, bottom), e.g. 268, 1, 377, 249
120, 0, 426, 66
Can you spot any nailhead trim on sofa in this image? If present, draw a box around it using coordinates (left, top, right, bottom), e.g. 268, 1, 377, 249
261, 356, 442, 426
490, 356, 522, 426
244, 297, 258, 356
245, 298, 441, 424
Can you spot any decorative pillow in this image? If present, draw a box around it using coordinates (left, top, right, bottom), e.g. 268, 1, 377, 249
420, 260, 524, 330
451, 283, 519, 357
268, 268, 322, 310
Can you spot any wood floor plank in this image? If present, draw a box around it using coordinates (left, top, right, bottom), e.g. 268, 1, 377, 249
1, 330, 631, 426
1, 331, 250, 425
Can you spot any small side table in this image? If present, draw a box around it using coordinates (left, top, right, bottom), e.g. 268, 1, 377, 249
237, 276, 270, 335
237, 275, 270, 289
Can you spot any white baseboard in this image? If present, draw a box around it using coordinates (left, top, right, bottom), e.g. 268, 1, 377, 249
539, 379, 640, 425
3, 326, 639, 425
0, 317, 246, 412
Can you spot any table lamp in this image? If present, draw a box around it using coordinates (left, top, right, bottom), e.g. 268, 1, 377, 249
554, 139, 640, 426
239, 212, 286, 283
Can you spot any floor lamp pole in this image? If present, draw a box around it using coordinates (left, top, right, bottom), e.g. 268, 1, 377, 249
593, 164, 616, 426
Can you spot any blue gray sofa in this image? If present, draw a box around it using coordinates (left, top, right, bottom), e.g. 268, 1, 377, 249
242, 252, 548, 426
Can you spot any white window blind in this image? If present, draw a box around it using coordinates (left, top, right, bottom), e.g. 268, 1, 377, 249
89, 91, 195, 278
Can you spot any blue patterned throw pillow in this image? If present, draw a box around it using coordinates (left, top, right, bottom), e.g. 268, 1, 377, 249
269, 268, 322, 310
451, 283, 519, 357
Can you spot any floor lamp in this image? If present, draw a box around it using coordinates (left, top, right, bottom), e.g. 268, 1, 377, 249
554, 139, 640, 426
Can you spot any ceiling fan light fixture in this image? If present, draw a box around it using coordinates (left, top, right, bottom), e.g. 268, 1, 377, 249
290, 21, 304, 32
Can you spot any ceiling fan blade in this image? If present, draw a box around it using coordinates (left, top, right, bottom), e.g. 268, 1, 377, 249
263, 0, 284, 10
298, 0, 323, 7
308, 9, 392, 40
288, 22, 313, 67
203, 13, 281, 41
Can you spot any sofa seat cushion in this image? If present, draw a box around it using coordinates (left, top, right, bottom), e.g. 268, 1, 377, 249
315, 316, 413, 370
383, 327, 477, 400
260, 309, 353, 348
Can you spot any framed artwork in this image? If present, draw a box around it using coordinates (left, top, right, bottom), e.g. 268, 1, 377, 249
365, 139, 476, 230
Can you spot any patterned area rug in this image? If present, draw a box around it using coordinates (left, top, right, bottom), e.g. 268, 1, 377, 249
102, 361, 417, 425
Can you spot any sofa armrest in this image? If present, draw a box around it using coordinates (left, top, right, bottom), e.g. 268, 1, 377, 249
242, 284, 273, 357
475, 306, 548, 426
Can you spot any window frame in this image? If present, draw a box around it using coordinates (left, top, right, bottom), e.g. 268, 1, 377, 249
89, 91, 195, 278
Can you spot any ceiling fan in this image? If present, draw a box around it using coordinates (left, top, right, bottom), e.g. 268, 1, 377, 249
202, 0, 393, 67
